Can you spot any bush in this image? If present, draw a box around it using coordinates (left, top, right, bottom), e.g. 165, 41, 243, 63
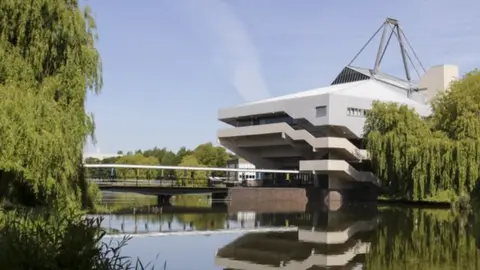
0, 206, 158, 270
86, 181, 103, 210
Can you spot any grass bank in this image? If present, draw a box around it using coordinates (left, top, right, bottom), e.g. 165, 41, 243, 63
378, 189, 473, 211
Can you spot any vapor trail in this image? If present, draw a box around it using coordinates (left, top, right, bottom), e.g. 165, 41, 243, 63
180, 0, 271, 102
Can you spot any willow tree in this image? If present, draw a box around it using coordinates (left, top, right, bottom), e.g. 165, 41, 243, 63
364, 70, 480, 202
0, 0, 102, 206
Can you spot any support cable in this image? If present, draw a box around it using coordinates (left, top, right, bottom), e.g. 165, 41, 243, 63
348, 23, 384, 66
399, 28, 426, 73
389, 25, 421, 79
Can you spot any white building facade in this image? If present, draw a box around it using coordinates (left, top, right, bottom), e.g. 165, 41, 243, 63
216, 18, 459, 192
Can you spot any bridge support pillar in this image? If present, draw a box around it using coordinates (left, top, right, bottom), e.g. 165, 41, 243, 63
211, 192, 228, 202
326, 176, 379, 203
157, 195, 172, 206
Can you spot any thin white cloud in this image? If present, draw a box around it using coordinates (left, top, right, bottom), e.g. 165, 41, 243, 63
179, 0, 271, 102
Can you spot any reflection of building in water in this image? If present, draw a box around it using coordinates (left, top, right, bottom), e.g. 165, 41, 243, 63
234, 211, 258, 228
215, 206, 378, 269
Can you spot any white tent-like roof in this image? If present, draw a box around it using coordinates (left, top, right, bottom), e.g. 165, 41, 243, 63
240, 79, 428, 109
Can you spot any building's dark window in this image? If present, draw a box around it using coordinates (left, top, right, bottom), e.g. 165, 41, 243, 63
315, 105, 327, 117
236, 113, 295, 127
347, 107, 370, 118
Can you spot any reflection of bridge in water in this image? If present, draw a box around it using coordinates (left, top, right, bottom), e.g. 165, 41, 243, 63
103, 227, 299, 238
94, 207, 292, 236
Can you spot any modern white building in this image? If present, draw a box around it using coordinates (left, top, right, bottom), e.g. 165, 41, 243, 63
217, 18, 459, 193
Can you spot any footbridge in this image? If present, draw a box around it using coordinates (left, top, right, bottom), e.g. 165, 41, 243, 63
85, 164, 305, 202
85, 163, 380, 203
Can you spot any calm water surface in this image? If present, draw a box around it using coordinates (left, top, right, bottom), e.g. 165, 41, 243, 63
94, 192, 480, 270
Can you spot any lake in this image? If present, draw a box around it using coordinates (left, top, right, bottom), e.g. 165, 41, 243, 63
94, 192, 480, 270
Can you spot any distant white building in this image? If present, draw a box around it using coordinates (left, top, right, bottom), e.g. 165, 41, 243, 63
226, 157, 258, 182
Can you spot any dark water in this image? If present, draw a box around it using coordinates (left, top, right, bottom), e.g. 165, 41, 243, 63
95, 193, 480, 270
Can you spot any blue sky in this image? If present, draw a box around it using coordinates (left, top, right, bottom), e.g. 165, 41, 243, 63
83, 0, 479, 154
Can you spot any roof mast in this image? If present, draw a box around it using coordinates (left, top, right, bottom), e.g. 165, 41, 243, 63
346, 18, 426, 98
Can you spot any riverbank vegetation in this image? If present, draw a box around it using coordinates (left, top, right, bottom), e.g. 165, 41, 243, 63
364, 70, 480, 205
0, 0, 152, 268
366, 207, 480, 269
85, 143, 234, 181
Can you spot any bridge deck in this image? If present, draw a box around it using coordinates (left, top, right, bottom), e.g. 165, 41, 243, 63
94, 179, 228, 195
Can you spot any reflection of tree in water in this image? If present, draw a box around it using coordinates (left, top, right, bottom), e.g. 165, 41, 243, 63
366, 208, 480, 270
172, 195, 211, 207
104, 194, 228, 232
100, 192, 157, 211
175, 213, 228, 230
171, 195, 228, 230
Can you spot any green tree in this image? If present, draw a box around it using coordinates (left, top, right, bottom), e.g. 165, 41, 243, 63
193, 143, 218, 167
215, 146, 231, 167
175, 155, 207, 186
193, 143, 231, 177
193, 143, 230, 167
85, 157, 101, 164
0, 0, 101, 206
95, 143, 232, 181
364, 70, 480, 202
174, 147, 193, 165
115, 154, 159, 180
143, 147, 168, 163
161, 151, 177, 166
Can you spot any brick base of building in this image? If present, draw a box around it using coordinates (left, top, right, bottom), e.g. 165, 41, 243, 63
226, 186, 378, 213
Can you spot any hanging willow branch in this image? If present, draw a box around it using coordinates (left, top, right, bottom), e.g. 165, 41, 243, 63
0, 0, 102, 205
364, 70, 480, 201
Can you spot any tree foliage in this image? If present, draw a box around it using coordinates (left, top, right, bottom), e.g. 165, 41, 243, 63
85, 143, 235, 181
0, 0, 102, 205
176, 155, 207, 186
115, 154, 159, 180
364, 70, 480, 201
193, 142, 230, 168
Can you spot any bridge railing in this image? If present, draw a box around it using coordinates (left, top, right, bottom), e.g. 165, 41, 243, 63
89, 178, 214, 188
88, 177, 315, 188
97, 214, 293, 235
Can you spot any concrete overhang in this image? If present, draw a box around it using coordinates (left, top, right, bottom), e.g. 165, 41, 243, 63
218, 123, 369, 161
299, 160, 380, 186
